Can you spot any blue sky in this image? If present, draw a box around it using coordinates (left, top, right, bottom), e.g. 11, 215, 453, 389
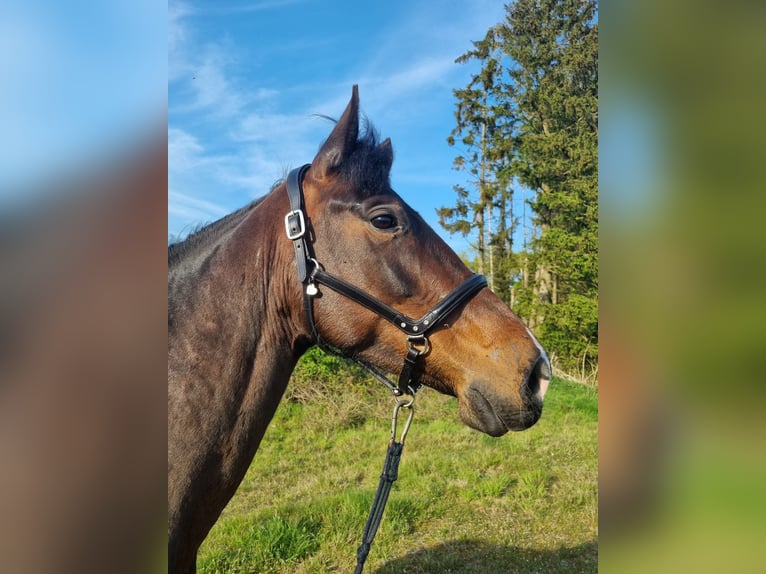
168, 0, 513, 254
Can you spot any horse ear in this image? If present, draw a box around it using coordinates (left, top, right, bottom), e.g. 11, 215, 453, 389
312, 85, 360, 179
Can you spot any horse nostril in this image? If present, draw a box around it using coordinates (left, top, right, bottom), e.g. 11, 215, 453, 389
527, 355, 551, 400
521, 325, 551, 401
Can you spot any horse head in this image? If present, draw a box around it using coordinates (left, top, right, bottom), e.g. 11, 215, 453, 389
294, 86, 550, 435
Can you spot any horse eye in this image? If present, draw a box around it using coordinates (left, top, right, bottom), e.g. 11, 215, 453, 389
370, 214, 397, 230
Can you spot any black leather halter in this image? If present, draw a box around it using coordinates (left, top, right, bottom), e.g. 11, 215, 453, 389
285, 164, 488, 395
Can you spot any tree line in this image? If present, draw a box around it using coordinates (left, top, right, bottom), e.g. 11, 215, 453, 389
439, 0, 598, 378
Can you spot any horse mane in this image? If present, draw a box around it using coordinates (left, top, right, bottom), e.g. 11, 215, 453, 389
168, 197, 266, 267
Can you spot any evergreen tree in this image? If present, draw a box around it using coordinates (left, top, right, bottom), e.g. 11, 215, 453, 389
438, 26, 512, 289
503, 0, 598, 374
441, 0, 598, 376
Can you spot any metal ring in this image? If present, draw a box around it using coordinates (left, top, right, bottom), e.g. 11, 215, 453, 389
307, 257, 322, 273
395, 395, 415, 409
406, 335, 430, 356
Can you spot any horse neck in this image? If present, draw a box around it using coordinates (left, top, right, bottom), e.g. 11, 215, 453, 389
168, 188, 310, 437
224, 190, 310, 357
168, 190, 313, 562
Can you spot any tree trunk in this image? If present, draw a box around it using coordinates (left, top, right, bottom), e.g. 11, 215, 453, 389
476, 207, 485, 275
534, 263, 552, 305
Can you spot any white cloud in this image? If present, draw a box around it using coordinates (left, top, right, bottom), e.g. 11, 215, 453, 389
185, 44, 245, 117
194, 0, 308, 15
168, 127, 205, 172
168, 1, 190, 56
169, 1, 193, 84
168, 189, 229, 221
354, 56, 457, 115
168, 127, 231, 232
167, 123, 297, 237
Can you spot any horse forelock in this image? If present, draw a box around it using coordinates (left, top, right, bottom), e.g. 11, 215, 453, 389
323, 117, 393, 196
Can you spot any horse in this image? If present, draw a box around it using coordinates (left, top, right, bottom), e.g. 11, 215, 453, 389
168, 86, 551, 573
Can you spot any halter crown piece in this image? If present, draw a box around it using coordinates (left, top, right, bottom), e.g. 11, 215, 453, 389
284, 164, 488, 396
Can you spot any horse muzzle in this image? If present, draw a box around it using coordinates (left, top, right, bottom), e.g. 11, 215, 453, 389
459, 354, 551, 436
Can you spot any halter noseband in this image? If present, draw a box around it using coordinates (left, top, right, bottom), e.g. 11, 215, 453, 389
285, 164, 487, 396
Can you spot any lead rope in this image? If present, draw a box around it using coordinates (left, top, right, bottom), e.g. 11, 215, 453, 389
304, 283, 423, 573
354, 395, 415, 574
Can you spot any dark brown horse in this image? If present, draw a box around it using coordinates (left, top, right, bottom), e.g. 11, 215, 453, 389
168, 86, 550, 573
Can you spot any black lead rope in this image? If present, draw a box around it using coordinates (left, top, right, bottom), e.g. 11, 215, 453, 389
354, 441, 403, 574
354, 398, 414, 574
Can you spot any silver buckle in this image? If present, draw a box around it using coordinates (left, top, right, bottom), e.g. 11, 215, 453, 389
284, 209, 306, 240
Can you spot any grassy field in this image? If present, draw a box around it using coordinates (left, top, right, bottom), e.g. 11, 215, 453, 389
198, 349, 598, 573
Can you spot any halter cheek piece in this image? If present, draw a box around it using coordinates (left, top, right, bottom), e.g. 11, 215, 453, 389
285, 164, 488, 396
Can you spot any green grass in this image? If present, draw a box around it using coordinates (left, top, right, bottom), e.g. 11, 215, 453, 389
198, 350, 598, 573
